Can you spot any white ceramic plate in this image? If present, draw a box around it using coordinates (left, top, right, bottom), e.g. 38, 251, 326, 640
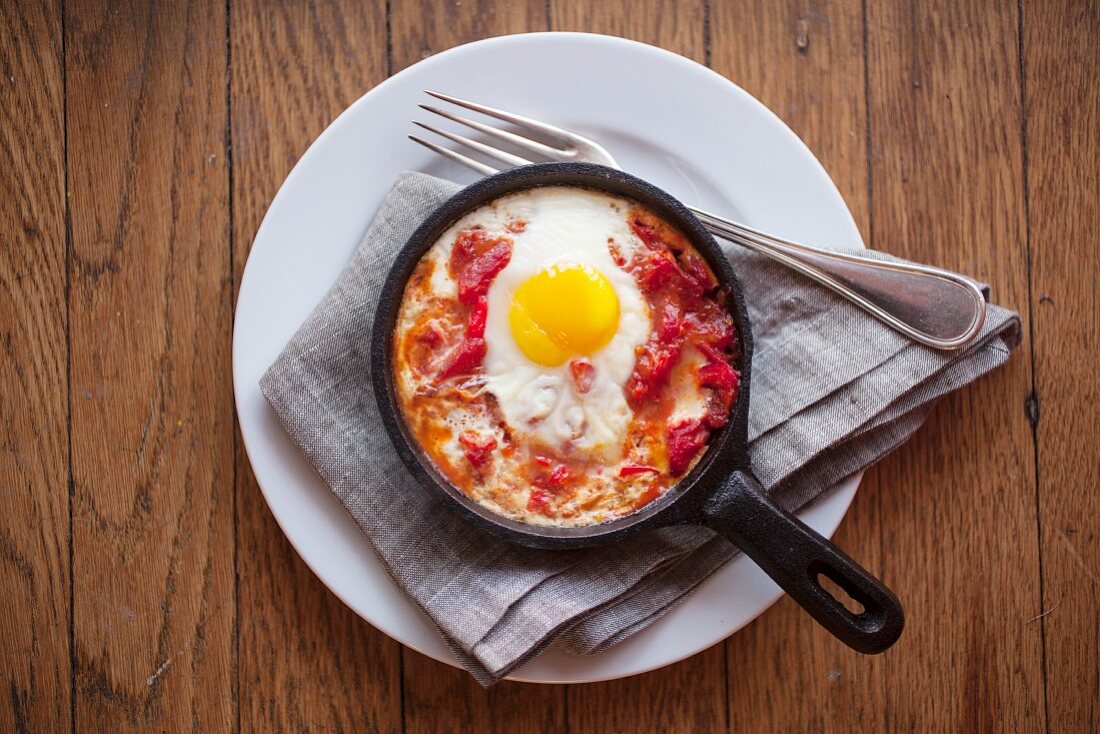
233, 32, 865, 683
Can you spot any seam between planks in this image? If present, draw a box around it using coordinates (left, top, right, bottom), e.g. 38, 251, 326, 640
703, 0, 712, 69
860, 0, 874, 249
61, 0, 76, 730
225, 0, 241, 731
564, 682, 570, 734
1013, 1, 1051, 732
385, 0, 394, 79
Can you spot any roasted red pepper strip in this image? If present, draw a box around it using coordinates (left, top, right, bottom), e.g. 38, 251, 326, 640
449, 228, 484, 278
549, 465, 569, 486
619, 464, 660, 478
569, 358, 595, 394
626, 300, 688, 404
627, 340, 681, 404
436, 337, 486, 380
457, 241, 511, 305
530, 459, 570, 513
678, 251, 715, 293
629, 218, 663, 249
666, 418, 709, 476
658, 301, 683, 340
641, 252, 679, 292
697, 343, 740, 392
697, 360, 738, 391
532, 456, 570, 487
536, 465, 567, 486
695, 341, 727, 363
466, 295, 488, 340
527, 486, 552, 515
628, 345, 678, 402
627, 320, 682, 404
686, 308, 736, 352
703, 391, 733, 429
458, 431, 496, 469
528, 455, 566, 514
695, 342, 741, 427
434, 228, 513, 382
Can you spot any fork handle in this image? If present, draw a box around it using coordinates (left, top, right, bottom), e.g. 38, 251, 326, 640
690, 206, 987, 350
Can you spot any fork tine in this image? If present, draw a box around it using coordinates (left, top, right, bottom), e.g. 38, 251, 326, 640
412, 121, 534, 169
419, 104, 567, 162
424, 90, 582, 149
408, 135, 500, 177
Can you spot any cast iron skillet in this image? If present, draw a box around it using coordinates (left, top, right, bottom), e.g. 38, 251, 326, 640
372, 162, 904, 654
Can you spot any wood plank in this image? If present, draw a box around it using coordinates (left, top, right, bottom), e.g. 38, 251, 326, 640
403, 650, 566, 734
65, 0, 234, 729
388, 0, 569, 726
543, 3, 727, 731
229, 1, 403, 731
549, 0, 706, 62
0, 0, 71, 731
709, 0, 870, 232
1021, 1, 1100, 730
389, 0, 547, 74
863, 0, 1044, 729
708, 2, 886, 730
567, 647, 727, 734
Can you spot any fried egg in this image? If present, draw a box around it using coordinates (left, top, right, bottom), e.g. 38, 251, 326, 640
394, 184, 739, 527
477, 187, 650, 459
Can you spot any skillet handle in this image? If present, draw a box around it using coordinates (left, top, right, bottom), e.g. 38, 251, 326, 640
701, 470, 904, 654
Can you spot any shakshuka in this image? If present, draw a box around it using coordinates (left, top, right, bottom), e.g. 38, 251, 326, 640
392, 186, 740, 527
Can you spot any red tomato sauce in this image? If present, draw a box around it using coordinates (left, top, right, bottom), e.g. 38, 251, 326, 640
621, 207, 741, 476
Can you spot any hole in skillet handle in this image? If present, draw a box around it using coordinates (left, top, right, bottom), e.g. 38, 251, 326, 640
816, 571, 866, 615
700, 470, 905, 654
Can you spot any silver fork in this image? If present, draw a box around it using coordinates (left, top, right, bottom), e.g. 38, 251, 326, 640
410, 91, 987, 350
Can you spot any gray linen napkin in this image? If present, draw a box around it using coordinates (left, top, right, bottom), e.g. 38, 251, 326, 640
260, 172, 1020, 684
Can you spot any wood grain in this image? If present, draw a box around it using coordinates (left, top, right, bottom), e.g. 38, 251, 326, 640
550, 0, 707, 63
864, 0, 1045, 729
708, 3, 887, 730
1022, 0, 1100, 730
0, 1, 70, 731
389, 0, 548, 73
2, 0, 1097, 729
567, 647, 728, 734
229, 1, 403, 731
403, 650, 566, 734
65, 0, 235, 729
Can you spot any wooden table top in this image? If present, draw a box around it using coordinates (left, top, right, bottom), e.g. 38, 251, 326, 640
3, 1, 1097, 731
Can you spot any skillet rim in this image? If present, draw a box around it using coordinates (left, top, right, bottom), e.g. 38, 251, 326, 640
370, 162, 754, 548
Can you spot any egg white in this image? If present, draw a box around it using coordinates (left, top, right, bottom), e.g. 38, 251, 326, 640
446, 186, 651, 460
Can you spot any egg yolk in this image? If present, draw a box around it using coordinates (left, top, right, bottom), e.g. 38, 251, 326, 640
509, 263, 620, 366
